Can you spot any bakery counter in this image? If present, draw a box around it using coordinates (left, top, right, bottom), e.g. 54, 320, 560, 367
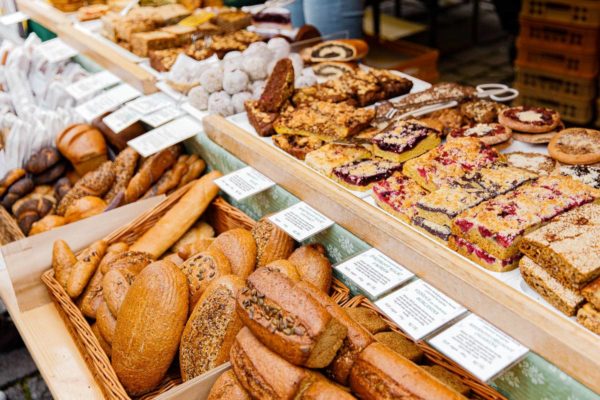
16, 0, 157, 94
202, 114, 600, 394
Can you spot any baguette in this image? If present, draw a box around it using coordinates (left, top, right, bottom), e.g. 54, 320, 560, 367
180, 275, 244, 381
112, 260, 189, 396
52, 240, 77, 290
103, 269, 130, 316
349, 342, 466, 400
289, 244, 332, 292
209, 228, 257, 279
66, 240, 107, 298
130, 171, 222, 259
97, 300, 117, 344
207, 370, 250, 400
124, 145, 181, 203
237, 267, 347, 368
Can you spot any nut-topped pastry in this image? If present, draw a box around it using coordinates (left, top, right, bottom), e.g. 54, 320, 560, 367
371, 120, 441, 163
332, 158, 403, 191
372, 172, 429, 223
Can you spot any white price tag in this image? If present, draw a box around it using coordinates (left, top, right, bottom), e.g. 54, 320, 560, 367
0, 11, 28, 25
38, 38, 78, 63
429, 314, 528, 382
102, 106, 141, 134
141, 106, 185, 127
269, 202, 334, 242
127, 92, 172, 114
375, 280, 466, 341
215, 166, 276, 201
128, 116, 202, 157
335, 249, 414, 299
66, 71, 121, 101
75, 83, 141, 122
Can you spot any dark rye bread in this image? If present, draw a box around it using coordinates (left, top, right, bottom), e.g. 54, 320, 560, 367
297, 281, 373, 386
374, 331, 423, 363
349, 342, 467, 400
251, 217, 295, 268
236, 267, 347, 368
179, 275, 244, 381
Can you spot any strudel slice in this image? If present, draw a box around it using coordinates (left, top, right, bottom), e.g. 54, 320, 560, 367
332, 158, 402, 191
372, 172, 428, 223
274, 101, 375, 142
452, 176, 599, 263
371, 120, 441, 163
403, 138, 502, 192
520, 202, 600, 289
305, 143, 372, 177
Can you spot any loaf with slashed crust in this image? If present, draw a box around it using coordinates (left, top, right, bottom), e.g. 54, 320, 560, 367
252, 217, 295, 267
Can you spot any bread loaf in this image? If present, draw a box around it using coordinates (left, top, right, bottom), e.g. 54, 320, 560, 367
180, 248, 232, 307
53, 177, 72, 202
200, 229, 256, 279
345, 307, 388, 334
66, 240, 107, 298
252, 217, 295, 267
79, 267, 105, 319
94, 115, 145, 151
142, 155, 190, 199
0, 168, 25, 197
29, 215, 66, 235
64, 196, 107, 223
103, 269, 131, 316
57, 161, 115, 216
104, 147, 140, 204
130, 171, 222, 258
299, 379, 356, 400
52, 239, 77, 289
91, 322, 112, 358
265, 260, 301, 281
112, 260, 189, 396
170, 221, 215, 258
207, 370, 250, 400
100, 250, 151, 276
349, 342, 466, 400
56, 124, 108, 176
33, 161, 66, 185
180, 275, 244, 381
25, 147, 61, 174
297, 281, 373, 385
237, 267, 347, 368
1, 176, 34, 209
177, 156, 206, 188
289, 244, 332, 293
97, 300, 117, 344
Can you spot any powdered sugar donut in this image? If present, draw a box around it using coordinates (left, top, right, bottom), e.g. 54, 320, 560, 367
223, 51, 243, 72
223, 69, 250, 95
267, 37, 290, 60
251, 80, 266, 99
199, 65, 223, 93
244, 41, 273, 60
242, 55, 268, 81
231, 91, 253, 114
208, 91, 234, 116
188, 86, 209, 111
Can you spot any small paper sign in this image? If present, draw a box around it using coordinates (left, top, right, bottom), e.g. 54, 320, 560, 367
128, 116, 202, 157
428, 314, 529, 382
269, 202, 334, 242
215, 166, 275, 201
0, 11, 28, 25
375, 280, 466, 341
75, 83, 141, 122
335, 248, 414, 299
66, 71, 121, 101
127, 92, 173, 114
141, 105, 184, 127
102, 106, 141, 134
38, 38, 78, 63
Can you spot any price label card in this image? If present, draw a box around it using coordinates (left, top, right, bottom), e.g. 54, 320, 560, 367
429, 314, 529, 382
335, 248, 414, 299
0, 11, 28, 25
375, 280, 467, 341
269, 202, 334, 242
102, 106, 141, 134
75, 83, 141, 122
38, 38, 78, 63
127, 92, 172, 114
215, 167, 275, 201
128, 116, 202, 157
66, 71, 121, 101
141, 106, 184, 127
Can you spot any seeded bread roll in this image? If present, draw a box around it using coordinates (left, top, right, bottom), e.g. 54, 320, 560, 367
67, 240, 107, 298
209, 229, 257, 279
237, 267, 347, 368
289, 244, 332, 293
180, 275, 244, 381
103, 269, 131, 316
252, 217, 295, 267
180, 248, 232, 307
79, 267, 105, 319
297, 281, 374, 385
112, 260, 189, 396
374, 331, 423, 363
104, 147, 140, 205
265, 260, 301, 281
57, 161, 115, 216
349, 342, 466, 400
97, 300, 117, 345
207, 370, 250, 400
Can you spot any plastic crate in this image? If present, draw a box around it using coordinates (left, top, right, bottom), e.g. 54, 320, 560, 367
515, 66, 597, 100
519, 16, 600, 54
521, 0, 600, 28
516, 38, 599, 78
514, 84, 595, 124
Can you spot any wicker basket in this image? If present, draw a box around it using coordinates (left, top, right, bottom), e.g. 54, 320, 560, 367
41, 184, 350, 399
342, 295, 506, 400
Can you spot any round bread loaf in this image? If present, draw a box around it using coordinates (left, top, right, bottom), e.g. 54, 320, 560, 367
64, 195, 107, 223
264, 260, 300, 281
209, 229, 257, 279
56, 124, 108, 176
288, 244, 332, 293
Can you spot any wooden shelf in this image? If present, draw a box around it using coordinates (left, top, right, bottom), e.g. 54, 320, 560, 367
17, 0, 157, 94
203, 115, 600, 394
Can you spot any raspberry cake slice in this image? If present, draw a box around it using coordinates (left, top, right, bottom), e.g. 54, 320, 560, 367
451, 176, 600, 270
305, 143, 372, 177
403, 138, 503, 192
332, 158, 402, 191
413, 216, 452, 243
372, 172, 428, 223
371, 120, 441, 163
449, 236, 526, 272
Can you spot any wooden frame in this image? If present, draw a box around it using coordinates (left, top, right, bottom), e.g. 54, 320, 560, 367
16, 0, 157, 94
203, 115, 600, 393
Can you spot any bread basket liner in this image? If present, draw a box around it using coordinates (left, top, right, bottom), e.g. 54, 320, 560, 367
341, 294, 507, 400
41, 181, 350, 399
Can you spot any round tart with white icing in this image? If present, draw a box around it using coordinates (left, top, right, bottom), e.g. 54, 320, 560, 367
448, 123, 512, 145
549, 128, 600, 165
499, 106, 560, 133
505, 151, 556, 176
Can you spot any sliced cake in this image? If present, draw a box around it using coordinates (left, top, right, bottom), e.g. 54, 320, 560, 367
371, 120, 441, 163
372, 172, 428, 223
